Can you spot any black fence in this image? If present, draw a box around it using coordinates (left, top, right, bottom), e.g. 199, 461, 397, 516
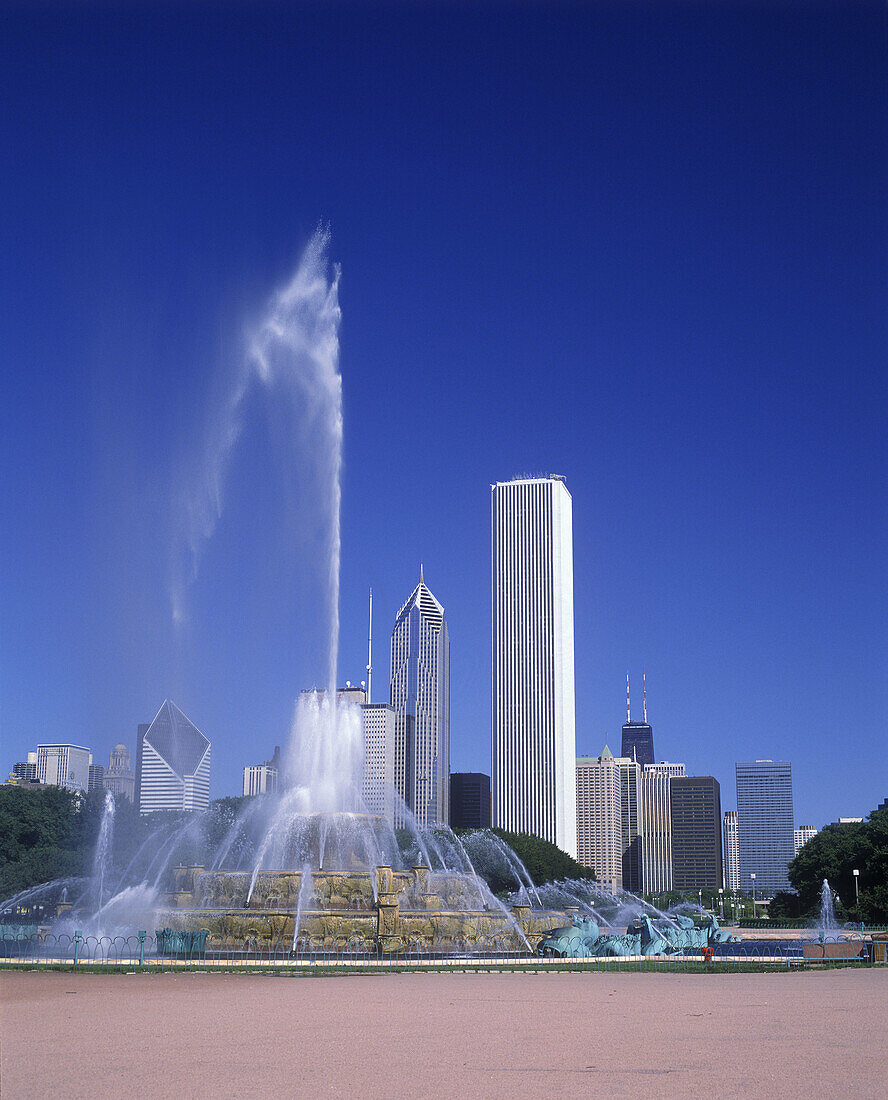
0, 930, 880, 971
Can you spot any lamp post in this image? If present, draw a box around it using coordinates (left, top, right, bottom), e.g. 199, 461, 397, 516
853, 869, 860, 907
719, 887, 724, 919
698, 888, 703, 911
750, 873, 756, 913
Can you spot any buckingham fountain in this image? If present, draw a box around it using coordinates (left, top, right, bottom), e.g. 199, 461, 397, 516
1, 230, 744, 960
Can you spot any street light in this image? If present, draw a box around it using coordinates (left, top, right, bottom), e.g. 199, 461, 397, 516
853, 869, 860, 906
718, 887, 724, 919
750, 873, 756, 912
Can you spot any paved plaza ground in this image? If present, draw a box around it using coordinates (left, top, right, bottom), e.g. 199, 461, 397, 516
2, 968, 886, 1098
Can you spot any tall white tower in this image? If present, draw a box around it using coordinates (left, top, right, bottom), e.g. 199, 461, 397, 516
491, 475, 577, 858
390, 569, 450, 826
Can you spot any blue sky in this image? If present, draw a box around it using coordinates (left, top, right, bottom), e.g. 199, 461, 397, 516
1, 2, 886, 829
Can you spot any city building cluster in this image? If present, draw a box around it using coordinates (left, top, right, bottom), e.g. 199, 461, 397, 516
7, 475, 864, 899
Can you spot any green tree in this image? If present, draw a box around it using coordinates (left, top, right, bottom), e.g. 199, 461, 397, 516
788, 808, 888, 923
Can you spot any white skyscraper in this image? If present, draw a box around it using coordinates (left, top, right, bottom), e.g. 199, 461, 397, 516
492, 475, 577, 858
390, 570, 450, 826
723, 809, 740, 891
576, 748, 622, 890
640, 761, 685, 895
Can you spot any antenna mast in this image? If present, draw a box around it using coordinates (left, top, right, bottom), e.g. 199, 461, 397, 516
626, 670, 631, 723
366, 587, 373, 704
643, 667, 647, 724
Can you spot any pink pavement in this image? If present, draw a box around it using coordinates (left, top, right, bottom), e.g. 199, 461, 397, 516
2, 969, 886, 1098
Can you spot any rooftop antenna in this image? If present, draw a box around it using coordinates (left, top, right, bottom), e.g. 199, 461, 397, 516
643, 667, 647, 724
366, 587, 373, 704
420, 561, 424, 584
626, 669, 631, 723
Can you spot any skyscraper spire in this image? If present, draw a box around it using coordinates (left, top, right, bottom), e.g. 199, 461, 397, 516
366, 587, 373, 704
420, 561, 424, 584
626, 669, 631, 723
643, 667, 647, 724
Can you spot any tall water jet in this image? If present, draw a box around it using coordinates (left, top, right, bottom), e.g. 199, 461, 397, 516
819, 878, 837, 932
91, 791, 116, 911
171, 225, 342, 693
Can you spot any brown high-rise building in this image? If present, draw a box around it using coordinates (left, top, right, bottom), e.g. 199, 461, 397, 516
670, 776, 723, 890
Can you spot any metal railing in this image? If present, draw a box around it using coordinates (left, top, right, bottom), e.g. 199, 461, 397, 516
0, 931, 880, 972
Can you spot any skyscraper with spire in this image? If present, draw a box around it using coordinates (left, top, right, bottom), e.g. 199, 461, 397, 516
621, 670, 655, 766
390, 567, 450, 826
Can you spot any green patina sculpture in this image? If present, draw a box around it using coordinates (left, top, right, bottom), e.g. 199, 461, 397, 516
536, 912, 740, 958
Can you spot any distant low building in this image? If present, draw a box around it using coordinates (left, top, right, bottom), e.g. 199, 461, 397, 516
243, 746, 281, 798
103, 744, 135, 802
450, 773, 491, 829
7, 753, 39, 786
37, 744, 91, 793
794, 825, 817, 856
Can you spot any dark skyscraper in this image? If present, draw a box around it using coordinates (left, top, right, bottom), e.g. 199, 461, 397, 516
450, 772, 491, 829
621, 670, 655, 766
670, 776, 723, 889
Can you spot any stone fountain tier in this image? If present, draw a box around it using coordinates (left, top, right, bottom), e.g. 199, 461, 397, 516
160, 865, 568, 952
167, 864, 520, 913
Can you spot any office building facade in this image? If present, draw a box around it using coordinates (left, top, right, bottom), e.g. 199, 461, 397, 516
641, 761, 685, 895
11, 753, 38, 785
723, 810, 740, 891
670, 776, 723, 890
735, 760, 794, 897
138, 700, 211, 814
361, 703, 396, 824
390, 571, 450, 827
576, 749, 622, 891
617, 755, 642, 893
450, 772, 492, 829
794, 825, 817, 856
621, 722, 655, 767
492, 476, 577, 858
36, 744, 91, 793
243, 764, 278, 797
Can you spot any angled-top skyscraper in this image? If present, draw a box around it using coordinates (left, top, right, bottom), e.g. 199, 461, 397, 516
390, 569, 450, 827
492, 475, 577, 859
137, 700, 211, 815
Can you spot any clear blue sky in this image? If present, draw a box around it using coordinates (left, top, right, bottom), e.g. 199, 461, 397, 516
1, 2, 885, 829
